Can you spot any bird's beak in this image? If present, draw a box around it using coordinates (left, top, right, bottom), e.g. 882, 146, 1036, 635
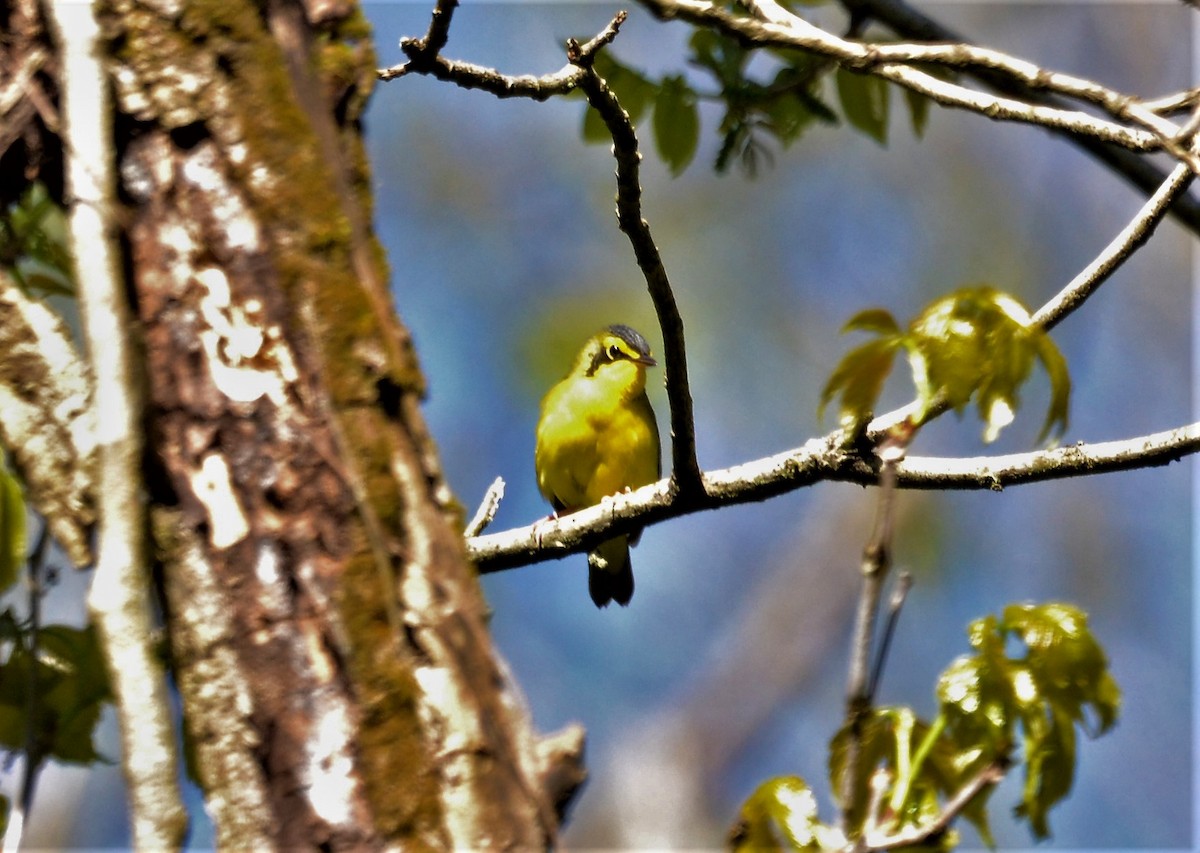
636, 354, 658, 367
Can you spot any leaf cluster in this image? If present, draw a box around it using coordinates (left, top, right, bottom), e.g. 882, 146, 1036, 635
0, 463, 112, 838
820, 287, 1071, 445
731, 603, 1120, 849
0, 617, 113, 768
579, 23, 937, 176
0, 182, 75, 297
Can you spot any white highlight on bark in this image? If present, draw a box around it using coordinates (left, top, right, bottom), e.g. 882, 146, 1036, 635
303, 694, 361, 829
193, 453, 249, 549
180, 149, 261, 253
194, 266, 295, 406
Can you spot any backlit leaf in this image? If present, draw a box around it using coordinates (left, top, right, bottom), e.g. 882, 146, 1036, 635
731, 775, 843, 851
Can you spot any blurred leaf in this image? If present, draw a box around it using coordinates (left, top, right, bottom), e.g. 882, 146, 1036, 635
0, 462, 25, 597
1, 182, 75, 296
730, 775, 843, 851
818, 316, 903, 433
842, 307, 901, 336
0, 623, 113, 765
689, 27, 749, 87
836, 67, 889, 145
904, 86, 931, 138
654, 75, 701, 175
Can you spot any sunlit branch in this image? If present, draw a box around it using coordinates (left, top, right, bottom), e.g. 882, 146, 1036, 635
836, 0, 1200, 236
1034, 159, 1195, 331
468, 420, 1200, 571
858, 759, 1008, 851
45, 1, 187, 848
464, 476, 505, 537
637, 0, 1190, 165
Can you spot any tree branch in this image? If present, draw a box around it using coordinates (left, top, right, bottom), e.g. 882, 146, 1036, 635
840, 439, 904, 833
858, 759, 1008, 851
1034, 159, 1195, 331
837, 0, 1200, 236
637, 0, 1192, 164
0, 269, 96, 567
44, 1, 187, 848
468, 420, 1200, 571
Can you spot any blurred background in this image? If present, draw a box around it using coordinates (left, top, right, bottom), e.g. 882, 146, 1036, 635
23, 1, 1195, 849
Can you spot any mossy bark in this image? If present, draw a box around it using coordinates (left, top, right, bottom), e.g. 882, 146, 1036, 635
95, 0, 564, 847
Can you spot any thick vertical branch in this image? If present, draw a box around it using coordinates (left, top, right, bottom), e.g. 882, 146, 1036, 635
96, 0, 566, 846
44, 1, 187, 848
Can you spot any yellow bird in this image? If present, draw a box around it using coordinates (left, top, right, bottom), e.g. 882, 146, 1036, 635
535, 325, 662, 607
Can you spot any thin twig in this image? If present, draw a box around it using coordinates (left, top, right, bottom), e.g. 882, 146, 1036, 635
464, 476, 505, 537
386, 12, 706, 494
859, 759, 1009, 851
867, 569, 912, 701
1033, 160, 1194, 331
840, 436, 905, 831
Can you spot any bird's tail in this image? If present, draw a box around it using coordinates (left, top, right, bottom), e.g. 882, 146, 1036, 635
588, 536, 634, 608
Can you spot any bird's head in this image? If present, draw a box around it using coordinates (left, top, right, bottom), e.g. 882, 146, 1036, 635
572, 324, 658, 397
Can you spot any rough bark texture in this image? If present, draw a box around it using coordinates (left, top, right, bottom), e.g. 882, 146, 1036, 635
0, 270, 95, 566
93, 0, 563, 847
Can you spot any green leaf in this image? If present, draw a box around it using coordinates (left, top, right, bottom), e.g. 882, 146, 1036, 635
935, 603, 1120, 841
731, 776, 843, 851
828, 707, 982, 847
0, 462, 25, 596
836, 67, 889, 145
0, 623, 113, 765
904, 86, 931, 138
842, 307, 901, 336
905, 287, 1070, 444
818, 337, 902, 434
654, 75, 701, 175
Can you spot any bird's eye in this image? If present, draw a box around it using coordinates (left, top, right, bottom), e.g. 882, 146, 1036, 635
606, 344, 622, 361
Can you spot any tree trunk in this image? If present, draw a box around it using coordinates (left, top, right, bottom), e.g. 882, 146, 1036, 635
89, 0, 574, 846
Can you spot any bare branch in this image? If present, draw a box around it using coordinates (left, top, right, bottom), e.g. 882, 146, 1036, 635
1034, 159, 1194, 331
464, 476, 505, 537
840, 436, 906, 831
44, 1, 187, 848
638, 0, 1189, 163
837, 0, 1200, 235
468, 420, 1200, 571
